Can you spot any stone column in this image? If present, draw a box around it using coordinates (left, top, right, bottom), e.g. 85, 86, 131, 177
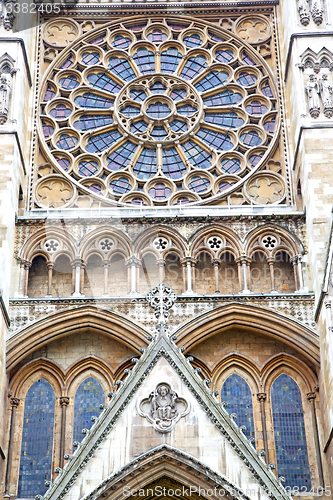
46, 261, 54, 297
71, 258, 83, 297
156, 258, 165, 284
182, 258, 196, 295
291, 255, 304, 292
102, 260, 110, 296
307, 391, 324, 487
212, 259, 220, 293
4, 397, 20, 498
238, 256, 251, 294
267, 257, 277, 293
126, 257, 141, 296
22, 261, 31, 297
59, 397, 69, 469
257, 392, 269, 463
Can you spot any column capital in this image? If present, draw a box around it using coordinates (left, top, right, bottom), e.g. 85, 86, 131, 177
126, 256, 141, 268
71, 257, 83, 268
212, 259, 220, 267
10, 397, 20, 407
266, 257, 275, 265
257, 392, 267, 402
181, 257, 196, 266
156, 258, 165, 268
102, 260, 111, 268
307, 391, 316, 401
59, 396, 70, 406
290, 254, 302, 265
46, 261, 54, 270
235, 256, 251, 265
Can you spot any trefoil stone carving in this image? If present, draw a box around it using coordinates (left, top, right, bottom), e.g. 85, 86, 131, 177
138, 382, 189, 433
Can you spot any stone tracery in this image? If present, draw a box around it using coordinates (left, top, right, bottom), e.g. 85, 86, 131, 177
39, 17, 280, 207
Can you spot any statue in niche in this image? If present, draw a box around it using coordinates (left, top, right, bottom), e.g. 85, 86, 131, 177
138, 382, 189, 433
297, 0, 310, 25
320, 74, 333, 118
0, 69, 12, 125
311, 0, 324, 25
305, 74, 320, 118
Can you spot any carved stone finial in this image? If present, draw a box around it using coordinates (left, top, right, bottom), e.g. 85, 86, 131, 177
146, 283, 177, 324
311, 0, 323, 25
297, 0, 310, 25
305, 74, 321, 118
138, 382, 189, 433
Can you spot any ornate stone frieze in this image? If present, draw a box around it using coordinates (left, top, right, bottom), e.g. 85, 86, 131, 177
138, 382, 189, 432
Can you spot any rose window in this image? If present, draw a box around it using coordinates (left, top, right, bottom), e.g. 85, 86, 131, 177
39, 17, 279, 206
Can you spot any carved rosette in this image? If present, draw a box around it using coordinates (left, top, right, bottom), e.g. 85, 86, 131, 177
138, 382, 189, 433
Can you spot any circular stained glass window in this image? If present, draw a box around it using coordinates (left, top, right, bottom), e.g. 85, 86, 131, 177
39, 16, 279, 206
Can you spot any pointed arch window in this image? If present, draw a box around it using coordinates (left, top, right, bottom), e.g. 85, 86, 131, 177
271, 374, 311, 489
18, 379, 55, 498
72, 377, 105, 448
221, 374, 255, 443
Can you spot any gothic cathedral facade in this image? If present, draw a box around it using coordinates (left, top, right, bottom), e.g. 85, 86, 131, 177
0, 0, 333, 499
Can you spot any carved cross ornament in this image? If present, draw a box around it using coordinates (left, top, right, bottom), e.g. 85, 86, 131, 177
146, 283, 177, 322
138, 383, 189, 433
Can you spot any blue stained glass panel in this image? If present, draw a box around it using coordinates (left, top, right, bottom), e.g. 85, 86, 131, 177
74, 93, 113, 109
261, 82, 273, 98
121, 105, 140, 117
107, 141, 137, 171
180, 55, 207, 81
221, 157, 241, 174
87, 73, 122, 93
240, 130, 262, 147
181, 140, 212, 169
112, 35, 132, 49
204, 112, 244, 129
160, 47, 183, 74
130, 90, 147, 102
86, 130, 121, 153
18, 379, 55, 498
195, 70, 229, 92
215, 49, 234, 63
59, 75, 79, 90
133, 47, 155, 75
82, 52, 100, 65
43, 85, 56, 101
221, 374, 255, 442
245, 100, 268, 116
56, 134, 78, 150
162, 147, 186, 179
151, 126, 168, 139
55, 156, 71, 171
188, 175, 210, 193
133, 148, 157, 180
150, 82, 166, 94
237, 72, 257, 86
249, 154, 263, 167
264, 118, 276, 134
197, 127, 234, 150
73, 377, 105, 447
242, 52, 255, 65
50, 104, 71, 119
73, 114, 113, 131
183, 34, 203, 48
271, 374, 311, 489
209, 32, 226, 43
60, 54, 73, 69
203, 89, 242, 107
148, 182, 172, 200
108, 57, 136, 81
169, 120, 187, 133
177, 104, 196, 116
42, 122, 54, 138
130, 120, 148, 134
170, 88, 187, 101
110, 177, 132, 194
147, 102, 170, 119
78, 160, 98, 176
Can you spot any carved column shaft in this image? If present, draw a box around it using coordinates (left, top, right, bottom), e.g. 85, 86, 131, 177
46, 262, 54, 296
4, 397, 20, 497
23, 262, 31, 296
212, 260, 220, 293
257, 392, 269, 463
102, 261, 109, 296
267, 258, 276, 293
59, 397, 69, 469
307, 391, 324, 487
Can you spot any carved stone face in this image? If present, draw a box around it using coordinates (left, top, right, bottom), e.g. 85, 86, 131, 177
158, 385, 169, 397
322, 74, 328, 81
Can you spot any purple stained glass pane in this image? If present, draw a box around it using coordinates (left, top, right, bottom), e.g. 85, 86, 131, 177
264, 118, 276, 134
74, 93, 113, 109
221, 157, 241, 174
112, 35, 132, 49
249, 154, 263, 167
162, 147, 186, 179
183, 34, 203, 48
197, 127, 233, 151
55, 156, 71, 171
148, 182, 172, 200
43, 85, 55, 101
133, 148, 157, 180
59, 75, 79, 90
237, 72, 257, 86
215, 49, 234, 63
188, 175, 210, 193
203, 89, 242, 107
160, 47, 182, 74
74, 114, 113, 131
56, 134, 78, 150
261, 82, 274, 98
242, 52, 255, 66
204, 112, 244, 129
87, 73, 121, 93
88, 183, 102, 193
147, 30, 168, 43
60, 54, 73, 69
245, 100, 268, 116
50, 104, 71, 119
86, 130, 122, 153
106, 141, 137, 171
180, 55, 207, 81
82, 52, 100, 65
42, 122, 54, 138
240, 130, 262, 147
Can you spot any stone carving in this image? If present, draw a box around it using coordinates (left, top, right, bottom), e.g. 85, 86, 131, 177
35, 176, 75, 208
44, 239, 60, 253
245, 172, 286, 205
261, 235, 278, 249
311, 0, 323, 25
305, 74, 321, 118
153, 237, 168, 252
319, 75, 333, 118
0, 54, 16, 125
43, 19, 81, 48
207, 236, 223, 251
3, 0, 17, 30
146, 283, 177, 322
138, 382, 189, 432
297, 0, 310, 25
235, 16, 271, 44
98, 238, 114, 253
299, 48, 333, 74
